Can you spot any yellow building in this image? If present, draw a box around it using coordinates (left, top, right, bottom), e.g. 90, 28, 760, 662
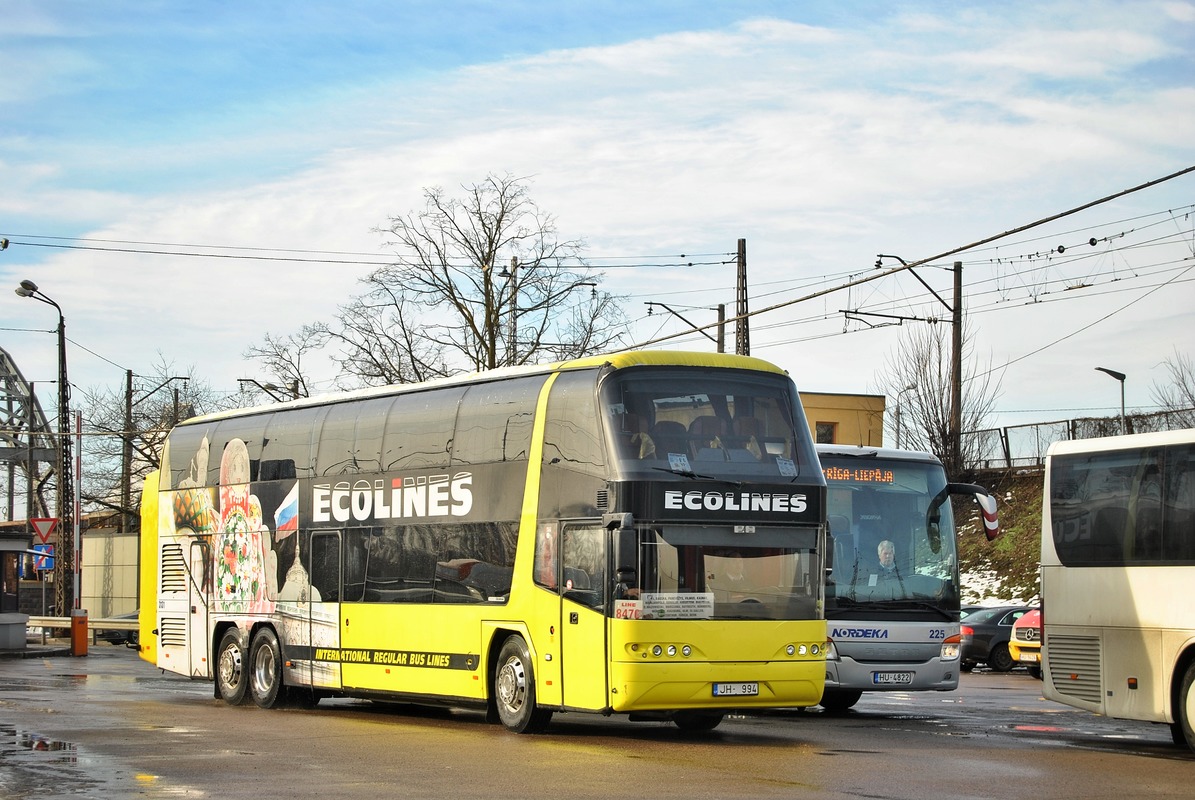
800, 392, 885, 447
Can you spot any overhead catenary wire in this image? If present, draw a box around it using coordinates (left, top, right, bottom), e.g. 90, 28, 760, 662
623, 164, 1195, 350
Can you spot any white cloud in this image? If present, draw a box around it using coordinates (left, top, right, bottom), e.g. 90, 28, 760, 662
4, 3, 1193, 426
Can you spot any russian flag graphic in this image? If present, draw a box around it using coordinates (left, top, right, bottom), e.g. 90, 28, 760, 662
274, 483, 299, 535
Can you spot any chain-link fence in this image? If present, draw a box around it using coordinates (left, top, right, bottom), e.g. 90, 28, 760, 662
964, 408, 1194, 471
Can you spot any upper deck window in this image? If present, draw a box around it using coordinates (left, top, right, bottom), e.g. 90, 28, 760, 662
601, 368, 814, 479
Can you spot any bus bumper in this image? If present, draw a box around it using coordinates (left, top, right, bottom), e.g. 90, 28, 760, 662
825, 656, 959, 692
609, 658, 825, 712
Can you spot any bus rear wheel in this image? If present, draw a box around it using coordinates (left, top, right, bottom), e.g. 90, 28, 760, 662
249, 628, 284, 709
494, 636, 551, 734
216, 629, 250, 705
1173, 660, 1195, 754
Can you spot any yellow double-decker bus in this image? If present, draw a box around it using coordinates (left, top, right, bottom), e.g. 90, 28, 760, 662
138, 351, 827, 733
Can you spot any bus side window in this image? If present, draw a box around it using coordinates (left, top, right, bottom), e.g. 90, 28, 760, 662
561, 523, 605, 609
534, 523, 558, 590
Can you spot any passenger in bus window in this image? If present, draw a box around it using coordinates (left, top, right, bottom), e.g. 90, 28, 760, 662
708, 554, 748, 596
877, 540, 898, 577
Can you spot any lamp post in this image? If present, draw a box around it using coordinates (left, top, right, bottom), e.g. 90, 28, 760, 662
237, 378, 298, 402
1095, 367, 1127, 435
14, 279, 74, 614
894, 383, 917, 449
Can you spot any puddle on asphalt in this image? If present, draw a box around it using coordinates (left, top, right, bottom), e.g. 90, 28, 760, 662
0, 722, 78, 763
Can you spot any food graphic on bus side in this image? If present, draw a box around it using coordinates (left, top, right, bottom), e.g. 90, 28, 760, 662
213, 438, 274, 612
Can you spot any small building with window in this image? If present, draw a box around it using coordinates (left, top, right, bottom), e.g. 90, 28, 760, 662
799, 392, 885, 446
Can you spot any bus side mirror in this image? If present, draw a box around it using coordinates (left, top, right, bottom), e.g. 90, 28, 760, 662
974, 492, 1000, 541
939, 482, 1001, 542
606, 512, 639, 596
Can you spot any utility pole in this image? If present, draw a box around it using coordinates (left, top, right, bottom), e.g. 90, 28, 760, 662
716, 304, 726, 353
735, 239, 750, 356
507, 256, 518, 366
872, 255, 964, 474
121, 369, 133, 533
949, 261, 963, 476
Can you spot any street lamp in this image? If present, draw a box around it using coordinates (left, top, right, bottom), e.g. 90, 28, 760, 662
238, 378, 298, 402
1095, 367, 1127, 435
14, 279, 74, 614
894, 383, 917, 449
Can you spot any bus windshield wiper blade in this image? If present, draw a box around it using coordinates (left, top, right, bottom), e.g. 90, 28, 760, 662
873, 599, 955, 621
650, 466, 741, 487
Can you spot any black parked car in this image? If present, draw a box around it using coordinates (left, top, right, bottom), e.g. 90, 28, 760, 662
960, 605, 1033, 672
95, 611, 140, 648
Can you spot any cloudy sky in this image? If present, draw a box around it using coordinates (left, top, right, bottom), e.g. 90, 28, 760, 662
3, 0, 1193, 437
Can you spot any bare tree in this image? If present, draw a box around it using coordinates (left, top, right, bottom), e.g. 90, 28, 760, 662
874, 319, 1002, 474
1150, 348, 1195, 428
324, 173, 628, 383
242, 325, 330, 398
78, 357, 231, 527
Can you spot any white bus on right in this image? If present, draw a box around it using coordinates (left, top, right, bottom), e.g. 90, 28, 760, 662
1040, 428, 1195, 753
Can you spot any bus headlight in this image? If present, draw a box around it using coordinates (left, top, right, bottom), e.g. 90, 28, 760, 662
681, 645, 692, 657
941, 633, 961, 661
666, 645, 677, 657
652, 645, 663, 657
824, 640, 839, 661
786, 644, 795, 656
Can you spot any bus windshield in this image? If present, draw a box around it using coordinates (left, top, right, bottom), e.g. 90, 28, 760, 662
822, 455, 959, 614
620, 525, 820, 621
601, 368, 816, 480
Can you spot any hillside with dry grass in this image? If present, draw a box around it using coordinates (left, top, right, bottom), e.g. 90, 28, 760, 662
955, 470, 1044, 604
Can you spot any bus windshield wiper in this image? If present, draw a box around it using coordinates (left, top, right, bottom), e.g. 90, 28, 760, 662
884, 600, 955, 621
651, 466, 742, 487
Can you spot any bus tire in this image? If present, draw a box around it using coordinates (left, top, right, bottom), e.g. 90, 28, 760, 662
494, 636, 551, 734
216, 628, 251, 705
673, 711, 724, 732
1174, 660, 1195, 754
249, 628, 284, 709
820, 689, 863, 711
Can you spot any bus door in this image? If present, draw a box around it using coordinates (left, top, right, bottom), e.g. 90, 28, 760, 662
558, 522, 609, 710
186, 537, 211, 678
298, 529, 343, 691
155, 533, 211, 679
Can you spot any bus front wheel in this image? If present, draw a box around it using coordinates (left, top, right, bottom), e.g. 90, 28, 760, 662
1172, 661, 1195, 754
673, 711, 724, 732
820, 689, 863, 711
216, 629, 250, 705
249, 628, 284, 709
494, 636, 552, 734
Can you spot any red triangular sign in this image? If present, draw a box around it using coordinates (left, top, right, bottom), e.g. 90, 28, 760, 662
31, 517, 57, 543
